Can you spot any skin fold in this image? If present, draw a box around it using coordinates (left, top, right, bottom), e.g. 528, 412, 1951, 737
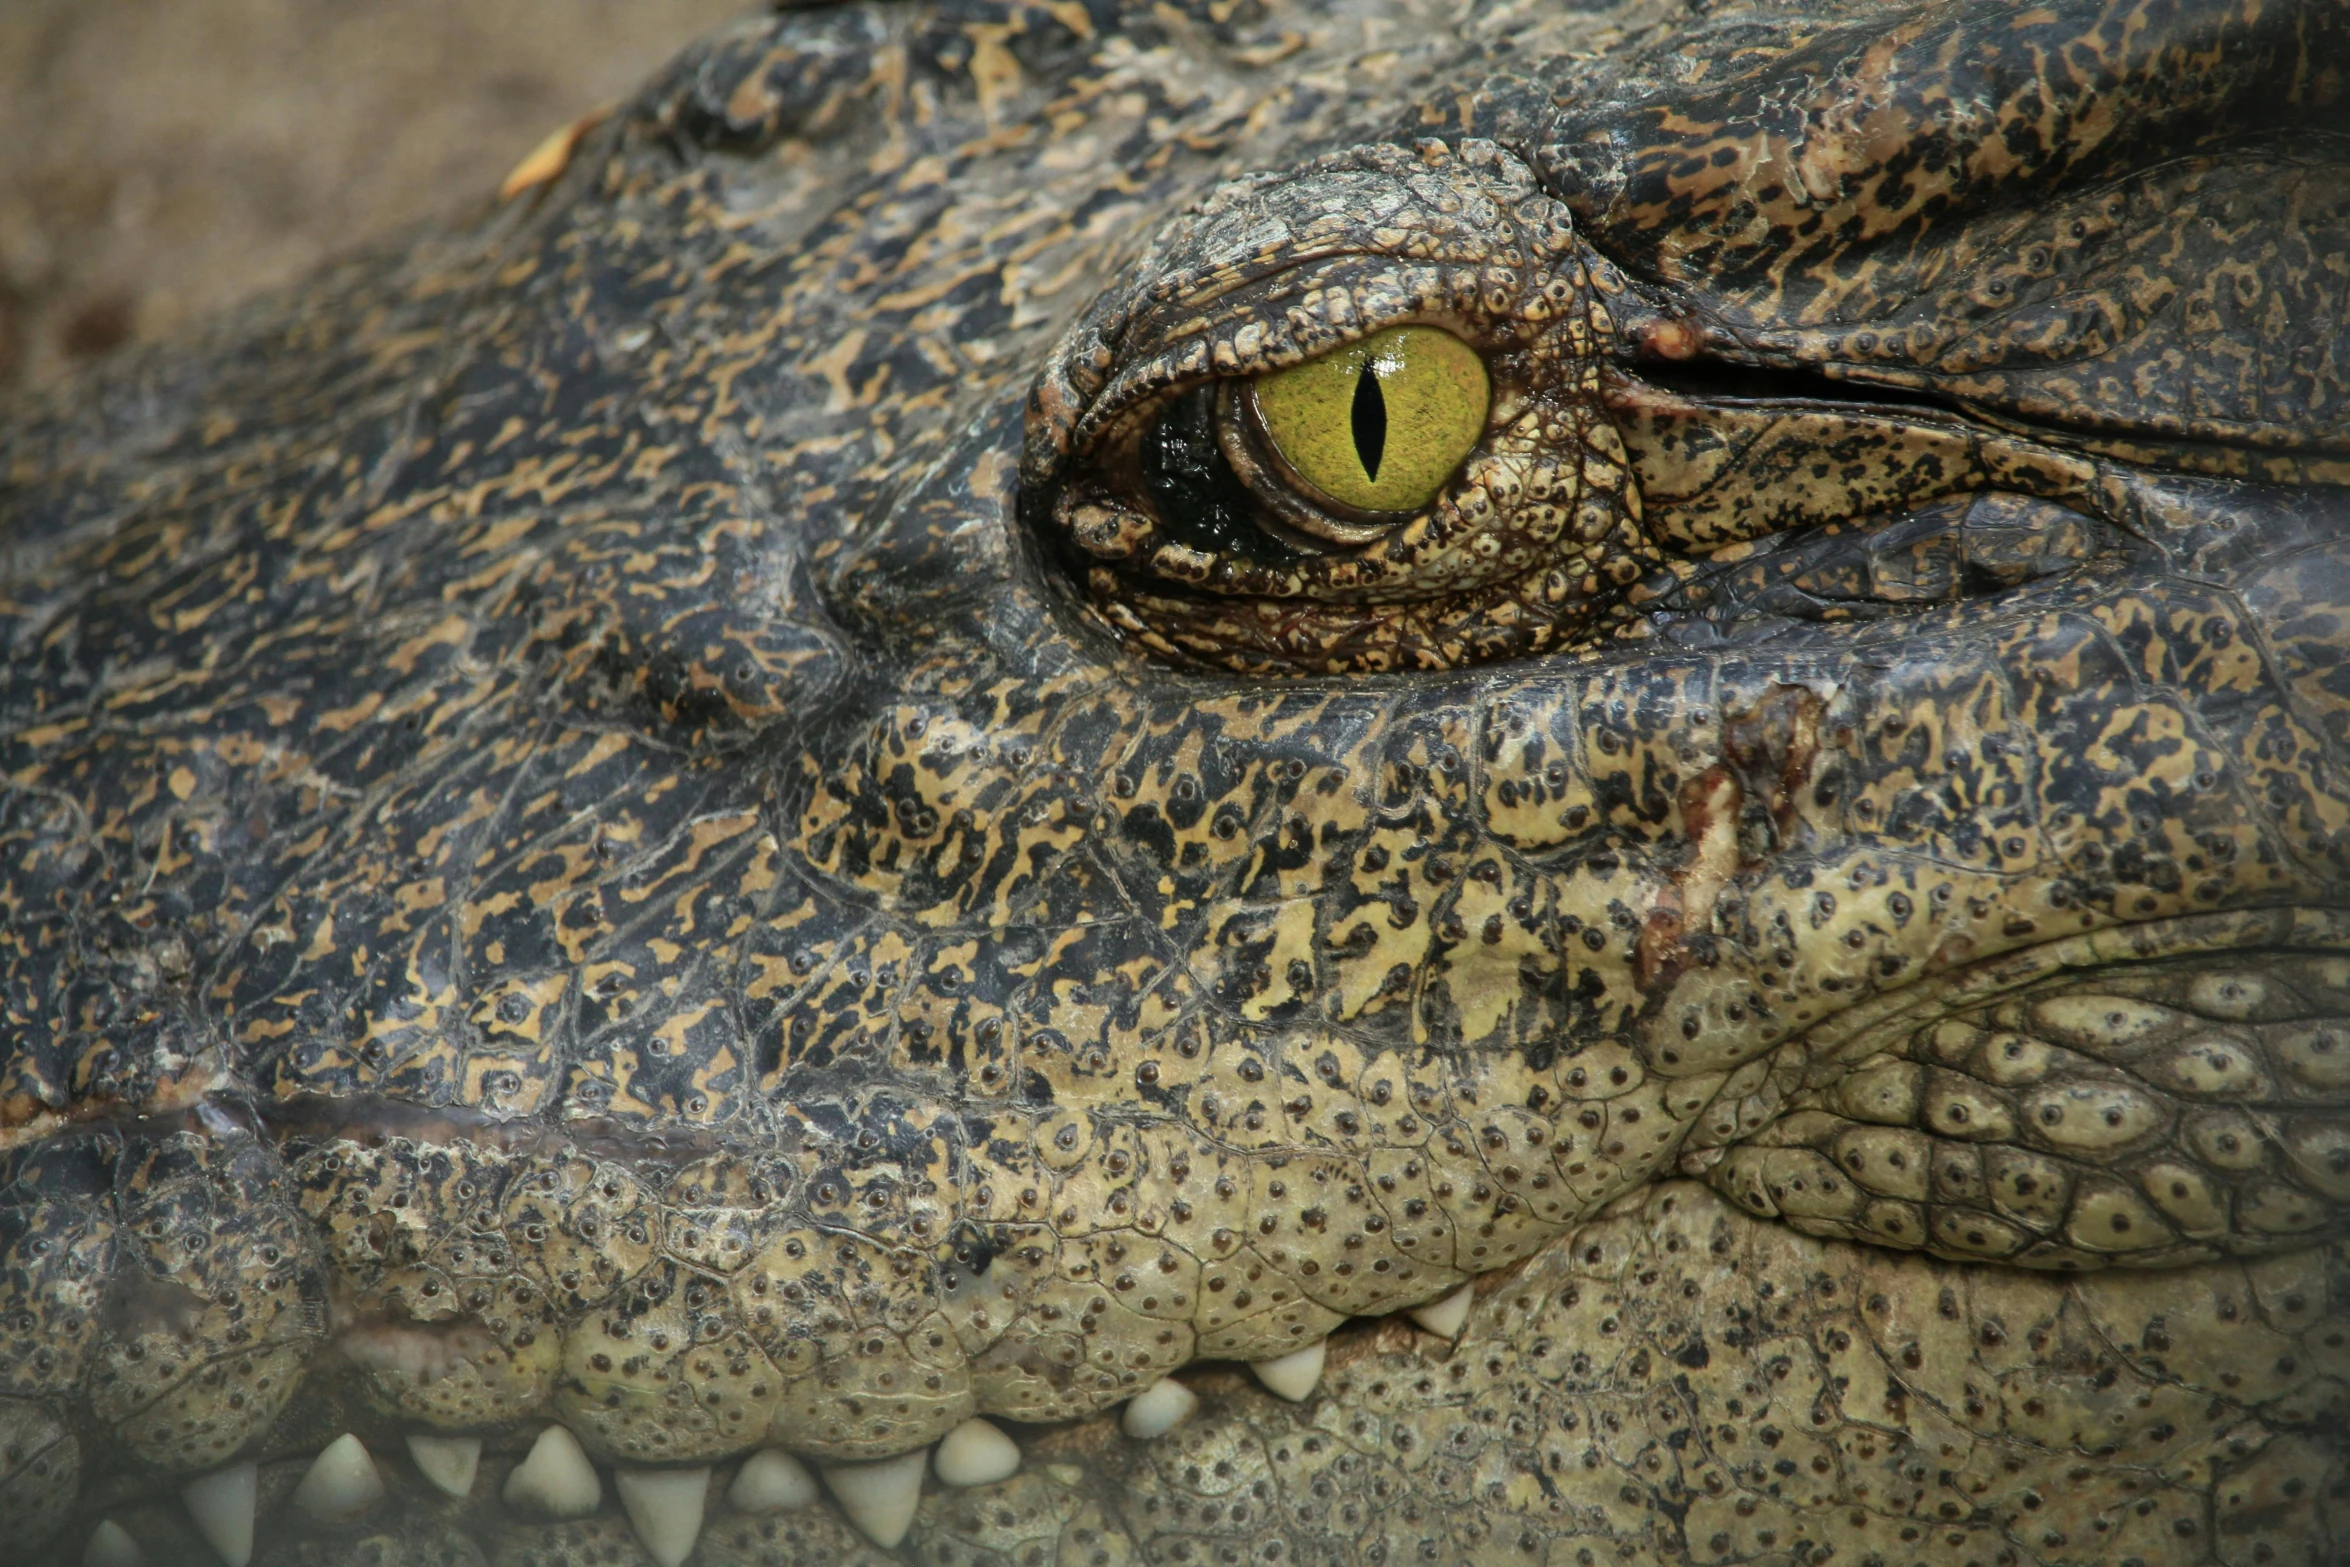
0, 0, 2345, 1562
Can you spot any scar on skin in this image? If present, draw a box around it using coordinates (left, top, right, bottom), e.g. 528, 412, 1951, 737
1640, 685, 1826, 987
1639, 765, 1742, 990
500, 107, 614, 201
333, 1313, 500, 1384
104, 1263, 214, 1340
1633, 317, 1705, 360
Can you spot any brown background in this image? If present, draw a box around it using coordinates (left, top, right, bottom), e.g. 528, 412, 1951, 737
0, 0, 750, 394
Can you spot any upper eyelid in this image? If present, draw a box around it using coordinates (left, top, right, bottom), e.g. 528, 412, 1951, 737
1071, 297, 1509, 462
1139, 239, 1403, 314
1070, 265, 1563, 450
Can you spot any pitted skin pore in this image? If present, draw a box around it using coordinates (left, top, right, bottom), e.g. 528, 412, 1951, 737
1, 0, 2347, 1561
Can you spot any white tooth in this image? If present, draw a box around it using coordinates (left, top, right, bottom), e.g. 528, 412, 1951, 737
502, 1425, 603, 1519
1120, 1377, 1200, 1439
728, 1447, 820, 1512
181, 1462, 257, 1567
83, 1520, 144, 1567
404, 1433, 482, 1499
292, 1432, 387, 1522
1407, 1283, 1475, 1341
933, 1417, 1021, 1488
616, 1466, 710, 1567
1250, 1339, 1326, 1402
819, 1448, 928, 1549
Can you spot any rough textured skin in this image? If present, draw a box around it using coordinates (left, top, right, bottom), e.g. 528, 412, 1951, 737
2, 0, 2347, 1562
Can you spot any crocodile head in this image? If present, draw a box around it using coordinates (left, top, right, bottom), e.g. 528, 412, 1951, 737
4, 0, 2348, 1562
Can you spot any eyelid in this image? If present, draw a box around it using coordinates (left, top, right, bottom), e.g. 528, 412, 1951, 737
1070, 289, 1514, 478
1167, 323, 1494, 557
1213, 382, 1407, 548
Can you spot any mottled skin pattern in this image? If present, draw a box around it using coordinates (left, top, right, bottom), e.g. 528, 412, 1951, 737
2, 0, 2348, 1562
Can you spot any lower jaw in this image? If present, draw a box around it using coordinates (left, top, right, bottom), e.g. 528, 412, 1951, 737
39, 1173, 2350, 1567
22, 904, 2350, 1563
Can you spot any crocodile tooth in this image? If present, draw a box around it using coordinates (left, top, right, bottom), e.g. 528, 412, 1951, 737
1250, 1339, 1327, 1402
1407, 1283, 1475, 1340
615, 1466, 709, 1567
1120, 1377, 1200, 1439
181, 1462, 257, 1567
82, 1520, 144, 1567
404, 1434, 482, 1498
502, 1426, 602, 1519
820, 1449, 928, 1548
728, 1448, 819, 1512
292, 1433, 387, 1522
933, 1417, 1021, 1487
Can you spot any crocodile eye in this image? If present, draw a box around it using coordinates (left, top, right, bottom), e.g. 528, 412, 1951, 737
1241, 325, 1489, 526
1028, 141, 1658, 675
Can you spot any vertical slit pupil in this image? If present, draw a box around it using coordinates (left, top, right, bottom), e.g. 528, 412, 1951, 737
1351, 365, 1387, 483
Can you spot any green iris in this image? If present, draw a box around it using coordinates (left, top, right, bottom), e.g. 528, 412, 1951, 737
1250, 325, 1489, 515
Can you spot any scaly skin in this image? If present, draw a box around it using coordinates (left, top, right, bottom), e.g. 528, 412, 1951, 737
2, 0, 2347, 1561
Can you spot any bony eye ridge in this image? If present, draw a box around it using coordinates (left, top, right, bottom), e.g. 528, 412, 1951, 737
1217, 324, 1490, 547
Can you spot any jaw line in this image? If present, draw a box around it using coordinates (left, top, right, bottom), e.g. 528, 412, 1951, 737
1790, 904, 2350, 1071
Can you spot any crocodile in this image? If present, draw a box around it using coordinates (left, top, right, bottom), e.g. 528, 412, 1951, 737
3, 0, 2348, 1562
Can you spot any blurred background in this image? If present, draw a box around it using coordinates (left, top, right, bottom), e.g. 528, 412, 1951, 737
0, 0, 751, 393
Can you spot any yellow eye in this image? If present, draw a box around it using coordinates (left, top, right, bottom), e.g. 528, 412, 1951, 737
1247, 325, 1489, 517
